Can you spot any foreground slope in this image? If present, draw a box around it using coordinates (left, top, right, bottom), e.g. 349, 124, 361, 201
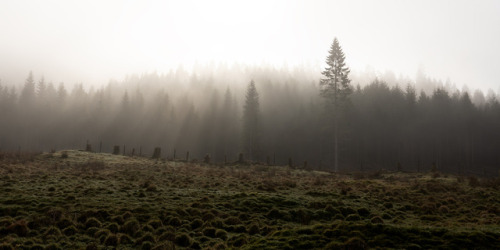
0, 151, 499, 249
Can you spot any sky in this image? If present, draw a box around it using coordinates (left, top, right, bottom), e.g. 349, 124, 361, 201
1, 0, 499, 93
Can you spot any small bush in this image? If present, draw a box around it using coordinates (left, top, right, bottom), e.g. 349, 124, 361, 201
44, 226, 62, 237
203, 227, 216, 237
438, 205, 450, 214
215, 229, 228, 240
141, 241, 154, 250
248, 224, 260, 235
147, 219, 162, 229
137, 232, 156, 244
94, 228, 110, 241
119, 233, 134, 244
174, 233, 192, 247
357, 208, 371, 217
111, 215, 124, 225
85, 243, 98, 250
104, 234, 119, 246
344, 237, 367, 249
233, 225, 247, 233
56, 218, 73, 229
224, 216, 241, 225
158, 231, 175, 242
45, 244, 62, 250
345, 214, 361, 221
106, 222, 120, 233
167, 217, 181, 227
468, 176, 480, 187
158, 231, 175, 241
6, 220, 29, 237
62, 226, 77, 236
190, 219, 203, 230
370, 216, 384, 224
85, 217, 102, 229
230, 235, 248, 247
122, 219, 140, 236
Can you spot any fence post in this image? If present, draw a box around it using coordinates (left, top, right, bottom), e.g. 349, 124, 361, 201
152, 147, 161, 159
238, 153, 244, 163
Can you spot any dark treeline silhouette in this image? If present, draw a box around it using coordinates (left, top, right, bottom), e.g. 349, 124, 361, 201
0, 66, 499, 176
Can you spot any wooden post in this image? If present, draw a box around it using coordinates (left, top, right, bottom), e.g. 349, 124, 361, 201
186, 151, 189, 162
113, 145, 120, 155
85, 140, 92, 152
238, 153, 244, 163
288, 157, 293, 168
173, 149, 176, 160
152, 147, 161, 159
204, 154, 210, 164
304, 161, 308, 169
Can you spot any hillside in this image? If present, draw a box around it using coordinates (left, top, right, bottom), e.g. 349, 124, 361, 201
0, 150, 499, 249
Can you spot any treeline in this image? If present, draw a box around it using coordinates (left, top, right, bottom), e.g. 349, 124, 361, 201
0, 68, 499, 176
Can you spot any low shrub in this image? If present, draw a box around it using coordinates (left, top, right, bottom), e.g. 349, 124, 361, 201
370, 216, 384, 224
203, 227, 216, 237
85, 217, 102, 229
106, 222, 120, 233
104, 234, 119, 246
62, 225, 77, 236
215, 229, 228, 240
248, 224, 260, 235
121, 219, 140, 236
6, 220, 29, 237
174, 233, 192, 247
137, 232, 156, 244
345, 214, 361, 221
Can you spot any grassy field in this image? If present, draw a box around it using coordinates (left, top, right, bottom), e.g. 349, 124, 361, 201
0, 150, 499, 249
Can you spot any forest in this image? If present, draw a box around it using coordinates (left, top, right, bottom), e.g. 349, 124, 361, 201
1, 62, 498, 177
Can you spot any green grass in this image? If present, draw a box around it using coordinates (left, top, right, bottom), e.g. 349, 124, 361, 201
0, 150, 499, 249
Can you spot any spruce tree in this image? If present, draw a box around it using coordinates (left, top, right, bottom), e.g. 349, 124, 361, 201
320, 38, 352, 172
20, 71, 36, 108
243, 80, 260, 162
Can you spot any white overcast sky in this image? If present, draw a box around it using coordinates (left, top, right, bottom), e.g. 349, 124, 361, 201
1, 0, 499, 93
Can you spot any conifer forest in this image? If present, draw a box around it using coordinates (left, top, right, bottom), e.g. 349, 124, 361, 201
1, 1, 499, 249
1, 60, 499, 176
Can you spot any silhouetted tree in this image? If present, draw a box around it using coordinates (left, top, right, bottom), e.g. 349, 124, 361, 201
243, 80, 260, 162
320, 38, 352, 172
19, 71, 36, 108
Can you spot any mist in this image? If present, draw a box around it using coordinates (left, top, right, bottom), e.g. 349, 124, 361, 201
1, 0, 500, 176
0, 65, 498, 176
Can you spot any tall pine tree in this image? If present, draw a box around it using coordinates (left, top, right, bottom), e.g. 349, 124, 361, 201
320, 38, 352, 172
243, 80, 260, 162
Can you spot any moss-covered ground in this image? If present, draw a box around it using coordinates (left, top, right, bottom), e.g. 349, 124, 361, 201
0, 151, 499, 249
